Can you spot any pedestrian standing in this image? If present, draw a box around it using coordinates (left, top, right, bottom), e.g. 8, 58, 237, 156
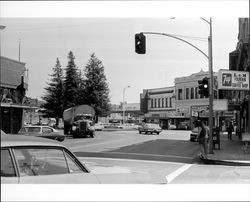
196, 121, 208, 159
227, 122, 234, 140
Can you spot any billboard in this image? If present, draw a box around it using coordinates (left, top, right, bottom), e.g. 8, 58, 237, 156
218, 69, 249, 90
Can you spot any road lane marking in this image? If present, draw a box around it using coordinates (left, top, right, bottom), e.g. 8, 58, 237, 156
165, 164, 193, 183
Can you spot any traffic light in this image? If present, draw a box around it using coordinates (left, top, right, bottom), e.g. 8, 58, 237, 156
135, 33, 146, 54
198, 77, 209, 98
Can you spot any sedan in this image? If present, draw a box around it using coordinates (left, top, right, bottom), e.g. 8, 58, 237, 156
138, 123, 162, 135
1, 135, 100, 184
18, 125, 65, 142
190, 127, 199, 142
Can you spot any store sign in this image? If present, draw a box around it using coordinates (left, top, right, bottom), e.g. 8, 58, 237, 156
191, 105, 209, 117
218, 69, 249, 90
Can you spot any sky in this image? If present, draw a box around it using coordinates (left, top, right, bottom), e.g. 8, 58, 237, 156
0, 1, 249, 105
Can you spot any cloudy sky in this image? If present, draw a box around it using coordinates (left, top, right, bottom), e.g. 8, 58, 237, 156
0, 1, 249, 105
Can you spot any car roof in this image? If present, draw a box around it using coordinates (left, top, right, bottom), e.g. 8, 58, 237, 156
1, 135, 63, 148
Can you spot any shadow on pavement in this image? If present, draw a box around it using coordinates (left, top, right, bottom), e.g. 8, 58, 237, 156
75, 139, 201, 164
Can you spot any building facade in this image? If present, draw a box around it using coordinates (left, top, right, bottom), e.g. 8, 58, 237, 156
140, 86, 175, 129
108, 103, 142, 124
174, 70, 211, 128
0, 56, 29, 133
228, 18, 250, 135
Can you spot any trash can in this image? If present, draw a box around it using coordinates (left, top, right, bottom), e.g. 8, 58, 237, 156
213, 127, 220, 150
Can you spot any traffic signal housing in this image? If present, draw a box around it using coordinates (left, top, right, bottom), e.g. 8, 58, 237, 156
198, 77, 209, 98
135, 33, 146, 54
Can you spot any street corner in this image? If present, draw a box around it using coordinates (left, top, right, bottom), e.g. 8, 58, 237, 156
199, 155, 250, 166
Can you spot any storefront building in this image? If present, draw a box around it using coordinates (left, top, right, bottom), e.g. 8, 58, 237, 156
0, 56, 29, 133
140, 86, 175, 129
227, 18, 250, 135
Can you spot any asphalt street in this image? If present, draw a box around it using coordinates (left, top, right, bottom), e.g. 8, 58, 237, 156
61, 130, 250, 184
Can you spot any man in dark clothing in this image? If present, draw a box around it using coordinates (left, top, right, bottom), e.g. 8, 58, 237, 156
227, 122, 234, 140
196, 121, 208, 159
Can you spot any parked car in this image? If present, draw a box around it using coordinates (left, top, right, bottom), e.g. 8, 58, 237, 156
190, 127, 199, 142
169, 124, 177, 130
138, 123, 162, 135
1, 135, 100, 184
94, 123, 105, 131
18, 125, 65, 142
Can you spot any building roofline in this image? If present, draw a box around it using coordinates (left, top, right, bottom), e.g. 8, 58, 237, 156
0, 56, 26, 66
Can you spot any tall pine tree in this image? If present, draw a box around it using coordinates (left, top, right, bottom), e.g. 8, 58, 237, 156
64, 51, 81, 109
42, 58, 64, 125
83, 53, 111, 122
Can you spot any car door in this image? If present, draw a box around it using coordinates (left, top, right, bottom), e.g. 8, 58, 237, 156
14, 147, 100, 184
41, 127, 55, 139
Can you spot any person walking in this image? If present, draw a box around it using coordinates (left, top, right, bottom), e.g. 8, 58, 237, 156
227, 122, 234, 140
196, 121, 208, 159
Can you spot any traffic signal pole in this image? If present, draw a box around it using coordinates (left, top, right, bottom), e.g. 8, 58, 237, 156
208, 18, 214, 154
136, 18, 214, 154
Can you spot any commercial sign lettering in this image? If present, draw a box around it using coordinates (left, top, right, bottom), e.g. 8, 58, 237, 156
218, 69, 249, 90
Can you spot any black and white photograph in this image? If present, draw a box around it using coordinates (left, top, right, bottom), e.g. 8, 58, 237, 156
1, 0, 250, 201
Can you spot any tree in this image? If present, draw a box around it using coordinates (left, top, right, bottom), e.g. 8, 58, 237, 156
63, 51, 81, 109
83, 53, 111, 122
42, 58, 64, 126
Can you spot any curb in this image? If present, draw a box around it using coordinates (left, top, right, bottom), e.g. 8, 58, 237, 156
200, 157, 250, 166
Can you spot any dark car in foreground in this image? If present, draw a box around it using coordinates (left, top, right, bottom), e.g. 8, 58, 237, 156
18, 125, 65, 142
138, 123, 162, 135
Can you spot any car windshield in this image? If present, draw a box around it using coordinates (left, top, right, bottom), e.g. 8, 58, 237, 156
147, 124, 160, 128
20, 127, 41, 133
13, 147, 84, 176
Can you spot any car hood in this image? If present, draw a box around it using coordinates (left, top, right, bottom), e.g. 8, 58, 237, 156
83, 161, 167, 184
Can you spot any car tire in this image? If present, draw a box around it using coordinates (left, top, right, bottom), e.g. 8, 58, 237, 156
139, 131, 142, 134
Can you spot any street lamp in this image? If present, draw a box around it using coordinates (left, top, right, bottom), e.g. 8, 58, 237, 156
0, 25, 6, 132
123, 85, 130, 127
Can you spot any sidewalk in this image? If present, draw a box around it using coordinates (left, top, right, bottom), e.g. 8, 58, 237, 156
202, 132, 250, 166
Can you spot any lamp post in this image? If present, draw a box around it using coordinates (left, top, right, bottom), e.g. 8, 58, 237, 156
123, 85, 130, 127
0, 25, 6, 132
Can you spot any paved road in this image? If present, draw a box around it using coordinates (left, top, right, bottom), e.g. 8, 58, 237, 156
61, 130, 250, 184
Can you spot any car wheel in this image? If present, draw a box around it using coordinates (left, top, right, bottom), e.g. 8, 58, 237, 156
157, 132, 159, 135
139, 131, 142, 134
151, 132, 153, 134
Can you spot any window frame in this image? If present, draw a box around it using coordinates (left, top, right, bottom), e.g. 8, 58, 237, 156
5, 145, 89, 177
1, 148, 18, 177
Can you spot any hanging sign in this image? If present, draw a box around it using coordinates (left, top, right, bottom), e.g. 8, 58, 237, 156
218, 69, 249, 90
